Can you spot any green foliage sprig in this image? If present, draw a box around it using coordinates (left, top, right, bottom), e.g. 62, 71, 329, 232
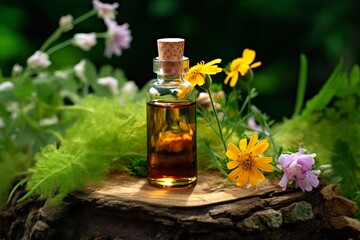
18, 96, 146, 205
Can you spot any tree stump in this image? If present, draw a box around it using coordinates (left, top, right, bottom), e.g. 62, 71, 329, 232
1, 171, 359, 240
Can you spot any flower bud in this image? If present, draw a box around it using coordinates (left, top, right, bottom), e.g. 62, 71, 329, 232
73, 33, 97, 51
27, 51, 51, 69
59, 14, 73, 32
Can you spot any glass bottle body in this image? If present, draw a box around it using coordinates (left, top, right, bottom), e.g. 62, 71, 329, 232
146, 57, 197, 189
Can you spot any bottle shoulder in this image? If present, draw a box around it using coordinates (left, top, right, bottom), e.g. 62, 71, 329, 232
146, 78, 195, 102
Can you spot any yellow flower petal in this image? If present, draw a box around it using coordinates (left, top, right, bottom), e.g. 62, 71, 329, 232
250, 61, 261, 69
229, 71, 239, 87
201, 66, 222, 75
195, 74, 205, 86
228, 167, 242, 180
251, 139, 269, 157
239, 64, 250, 76
255, 157, 273, 163
230, 58, 242, 71
247, 133, 258, 151
236, 169, 248, 187
255, 162, 275, 172
224, 72, 232, 85
242, 48, 256, 65
226, 150, 239, 161
227, 160, 239, 169
227, 142, 241, 155
249, 167, 265, 186
202, 59, 222, 74
206, 58, 222, 65
239, 138, 247, 152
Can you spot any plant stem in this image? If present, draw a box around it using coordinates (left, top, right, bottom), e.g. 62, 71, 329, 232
73, 9, 96, 25
46, 32, 107, 55
46, 39, 73, 55
40, 9, 96, 52
40, 28, 64, 52
293, 54, 308, 117
207, 87, 227, 151
246, 82, 252, 114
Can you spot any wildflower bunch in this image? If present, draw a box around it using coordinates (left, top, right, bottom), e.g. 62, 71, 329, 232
185, 48, 276, 187
0, 1, 136, 207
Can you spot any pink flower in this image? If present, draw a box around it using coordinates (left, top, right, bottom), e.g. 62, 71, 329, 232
92, 0, 119, 19
277, 148, 320, 192
104, 18, 132, 58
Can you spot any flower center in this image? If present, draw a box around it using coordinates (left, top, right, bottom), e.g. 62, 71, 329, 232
230, 58, 243, 71
238, 152, 254, 170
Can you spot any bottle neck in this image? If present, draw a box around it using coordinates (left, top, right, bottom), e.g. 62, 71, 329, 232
153, 57, 189, 80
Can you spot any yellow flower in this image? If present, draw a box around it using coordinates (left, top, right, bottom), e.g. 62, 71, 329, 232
224, 49, 262, 87
185, 59, 222, 87
226, 133, 274, 187
176, 85, 191, 98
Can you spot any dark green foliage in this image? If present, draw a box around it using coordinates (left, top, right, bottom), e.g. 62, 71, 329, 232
331, 140, 360, 204
0, 143, 32, 207
126, 157, 147, 177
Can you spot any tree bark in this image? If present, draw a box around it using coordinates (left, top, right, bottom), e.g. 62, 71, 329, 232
1, 171, 359, 240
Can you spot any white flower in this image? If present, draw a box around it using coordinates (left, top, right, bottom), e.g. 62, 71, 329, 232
74, 60, 88, 83
73, 33, 97, 51
59, 14, 73, 32
5, 102, 19, 112
121, 81, 138, 94
27, 51, 51, 69
0, 81, 14, 91
11, 64, 23, 75
39, 116, 59, 126
92, 0, 119, 19
97, 76, 119, 95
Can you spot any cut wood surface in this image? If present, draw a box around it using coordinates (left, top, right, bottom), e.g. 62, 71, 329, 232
1, 171, 359, 240
87, 171, 280, 207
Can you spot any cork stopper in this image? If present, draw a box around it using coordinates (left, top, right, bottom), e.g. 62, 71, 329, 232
156, 38, 185, 76
157, 38, 184, 61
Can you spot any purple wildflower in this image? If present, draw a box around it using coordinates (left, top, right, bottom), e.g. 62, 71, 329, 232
104, 18, 132, 58
247, 116, 268, 134
277, 148, 320, 192
92, 0, 119, 19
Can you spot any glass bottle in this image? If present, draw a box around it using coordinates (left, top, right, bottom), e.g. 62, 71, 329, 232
146, 38, 197, 189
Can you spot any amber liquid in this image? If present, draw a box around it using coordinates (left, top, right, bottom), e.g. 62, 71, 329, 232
147, 100, 197, 189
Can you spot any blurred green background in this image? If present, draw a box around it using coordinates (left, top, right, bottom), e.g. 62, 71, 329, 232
0, 0, 359, 120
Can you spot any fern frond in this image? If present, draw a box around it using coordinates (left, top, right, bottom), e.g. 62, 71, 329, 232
20, 96, 147, 204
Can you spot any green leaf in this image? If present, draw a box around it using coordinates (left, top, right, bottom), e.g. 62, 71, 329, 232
349, 64, 359, 88
293, 54, 308, 117
301, 60, 343, 118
